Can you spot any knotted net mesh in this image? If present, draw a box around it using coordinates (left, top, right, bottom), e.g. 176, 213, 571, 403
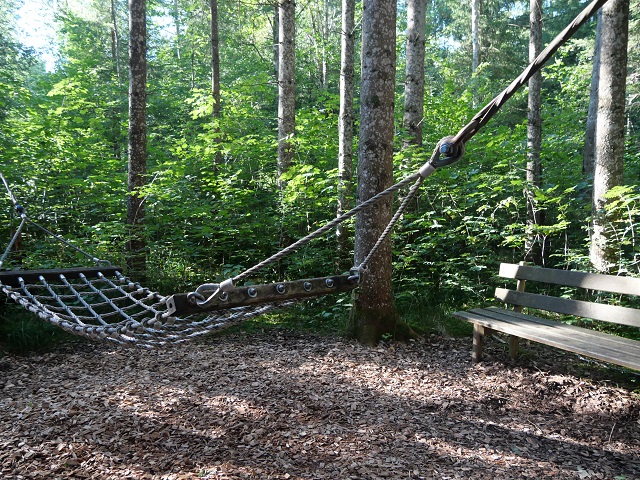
0, 269, 289, 348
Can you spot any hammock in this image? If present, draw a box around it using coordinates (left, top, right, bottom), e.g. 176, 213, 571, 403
0, 0, 607, 347
0, 176, 359, 348
0, 266, 284, 348
0, 264, 354, 348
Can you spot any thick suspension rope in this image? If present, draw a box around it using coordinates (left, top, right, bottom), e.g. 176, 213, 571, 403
0, 0, 610, 339
450, 0, 610, 149
185, 0, 609, 313
0, 172, 110, 269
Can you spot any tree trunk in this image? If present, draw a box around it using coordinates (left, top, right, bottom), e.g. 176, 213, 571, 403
403, 0, 428, 148
351, 0, 399, 346
524, 0, 544, 265
336, 0, 355, 265
321, 0, 328, 89
110, 0, 122, 83
590, 0, 629, 273
273, 5, 279, 80
471, 0, 480, 106
277, 0, 295, 189
471, 0, 480, 73
127, 0, 147, 279
110, 0, 123, 161
172, 0, 181, 60
311, 0, 330, 89
210, 0, 222, 168
583, 9, 603, 177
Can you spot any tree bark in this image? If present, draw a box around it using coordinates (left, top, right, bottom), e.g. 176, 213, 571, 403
583, 9, 603, 177
336, 0, 355, 265
403, 0, 428, 148
273, 5, 279, 80
321, 0, 328, 89
110, 0, 123, 161
127, 0, 147, 279
471, 0, 481, 106
471, 0, 480, 73
524, 0, 544, 265
277, 0, 295, 189
110, 0, 122, 83
210, 0, 222, 168
172, 0, 181, 60
311, 0, 330, 89
590, 0, 629, 273
351, 0, 399, 346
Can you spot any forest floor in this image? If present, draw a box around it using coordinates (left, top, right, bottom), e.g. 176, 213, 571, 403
0, 330, 639, 480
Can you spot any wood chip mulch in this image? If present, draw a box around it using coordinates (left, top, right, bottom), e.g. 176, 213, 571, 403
1, 331, 639, 479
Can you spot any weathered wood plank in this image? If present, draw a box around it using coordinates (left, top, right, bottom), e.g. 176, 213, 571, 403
165, 275, 358, 316
457, 264, 640, 370
454, 308, 640, 371
0, 266, 123, 287
498, 263, 640, 296
509, 335, 519, 359
472, 324, 485, 363
482, 306, 637, 350
455, 311, 640, 371
495, 288, 640, 328
477, 307, 640, 357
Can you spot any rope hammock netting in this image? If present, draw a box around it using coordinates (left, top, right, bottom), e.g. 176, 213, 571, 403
0, 0, 610, 347
0, 266, 289, 348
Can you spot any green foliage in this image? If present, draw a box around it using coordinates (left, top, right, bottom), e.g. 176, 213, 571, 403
0, 305, 79, 355
1, 0, 639, 353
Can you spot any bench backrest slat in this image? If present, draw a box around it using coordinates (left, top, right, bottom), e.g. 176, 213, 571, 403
499, 263, 640, 296
495, 288, 640, 328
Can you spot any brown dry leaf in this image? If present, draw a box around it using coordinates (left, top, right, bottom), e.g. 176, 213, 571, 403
0, 332, 638, 479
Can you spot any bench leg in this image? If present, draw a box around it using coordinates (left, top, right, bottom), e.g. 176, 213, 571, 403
509, 335, 519, 360
472, 324, 485, 363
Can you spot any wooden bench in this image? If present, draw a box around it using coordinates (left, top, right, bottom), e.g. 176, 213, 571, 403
453, 263, 640, 371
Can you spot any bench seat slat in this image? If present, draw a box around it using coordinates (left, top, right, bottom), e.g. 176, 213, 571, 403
495, 288, 640, 328
457, 264, 640, 369
480, 306, 640, 350
471, 307, 640, 358
454, 308, 640, 371
456, 308, 640, 362
499, 263, 640, 296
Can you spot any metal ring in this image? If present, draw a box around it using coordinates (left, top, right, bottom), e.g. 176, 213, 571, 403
431, 136, 465, 168
248, 287, 258, 298
276, 284, 285, 294
187, 292, 202, 304
325, 278, 335, 288
303, 282, 313, 292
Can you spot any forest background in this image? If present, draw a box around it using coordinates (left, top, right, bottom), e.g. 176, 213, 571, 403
1, 0, 639, 345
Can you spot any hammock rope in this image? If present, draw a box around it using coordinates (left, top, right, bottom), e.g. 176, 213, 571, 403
185, 0, 609, 310
1, 266, 292, 348
0, 0, 609, 346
